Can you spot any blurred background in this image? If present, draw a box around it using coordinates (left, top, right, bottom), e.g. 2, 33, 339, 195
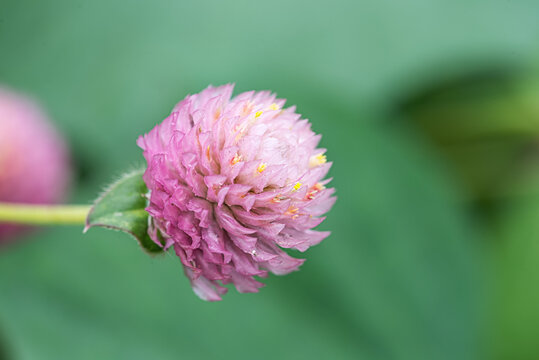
1, 0, 539, 359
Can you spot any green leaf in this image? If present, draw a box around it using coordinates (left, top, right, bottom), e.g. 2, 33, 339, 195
84, 169, 163, 254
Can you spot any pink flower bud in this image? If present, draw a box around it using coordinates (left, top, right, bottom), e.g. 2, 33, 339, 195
138, 85, 335, 300
0, 87, 71, 242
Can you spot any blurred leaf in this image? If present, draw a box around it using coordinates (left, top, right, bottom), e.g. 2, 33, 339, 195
85, 169, 163, 254
396, 64, 539, 203
301, 122, 483, 360
489, 196, 539, 360
0, 328, 12, 360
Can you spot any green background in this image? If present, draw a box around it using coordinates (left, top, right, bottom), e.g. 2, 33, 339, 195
1, 1, 539, 359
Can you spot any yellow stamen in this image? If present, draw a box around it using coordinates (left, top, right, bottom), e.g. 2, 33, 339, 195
271, 195, 287, 203
257, 163, 267, 173
269, 103, 279, 111
235, 122, 248, 133
255, 110, 263, 118
292, 182, 302, 192
206, 145, 211, 160
305, 183, 326, 200
285, 206, 299, 216
309, 153, 327, 168
243, 101, 253, 116
234, 122, 249, 142
231, 153, 243, 165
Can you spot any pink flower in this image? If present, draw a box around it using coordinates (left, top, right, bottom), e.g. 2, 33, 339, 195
138, 84, 335, 301
0, 87, 71, 242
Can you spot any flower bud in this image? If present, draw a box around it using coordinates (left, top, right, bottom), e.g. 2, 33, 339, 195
0, 87, 71, 242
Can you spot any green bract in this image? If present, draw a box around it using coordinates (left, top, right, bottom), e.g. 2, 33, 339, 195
85, 169, 163, 253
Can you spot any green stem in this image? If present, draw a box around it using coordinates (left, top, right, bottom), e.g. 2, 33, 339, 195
0, 202, 90, 226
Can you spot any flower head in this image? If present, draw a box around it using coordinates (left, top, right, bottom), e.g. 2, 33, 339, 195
0, 87, 71, 242
138, 84, 335, 300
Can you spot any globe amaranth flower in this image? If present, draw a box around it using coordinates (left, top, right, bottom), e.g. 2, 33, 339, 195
137, 84, 335, 300
0, 87, 70, 242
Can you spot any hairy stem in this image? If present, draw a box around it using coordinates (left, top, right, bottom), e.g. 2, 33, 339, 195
0, 203, 90, 225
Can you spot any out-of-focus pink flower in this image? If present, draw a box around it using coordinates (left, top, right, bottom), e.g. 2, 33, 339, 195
138, 84, 336, 301
0, 87, 71, 242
